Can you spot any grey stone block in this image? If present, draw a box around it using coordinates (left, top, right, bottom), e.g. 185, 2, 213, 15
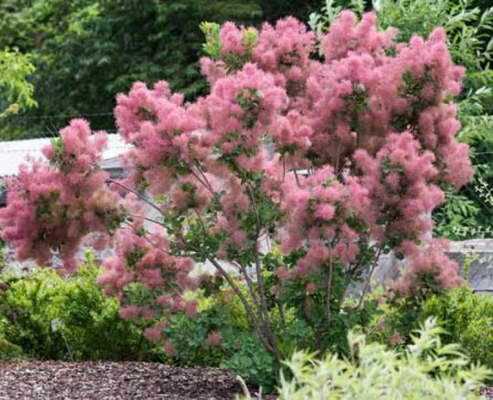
357, 239, 493, 296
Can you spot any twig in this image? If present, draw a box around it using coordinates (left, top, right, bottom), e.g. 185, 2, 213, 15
294, 169, 301, 187
193, 161, 215, 194
106, 179, 164, 216
189, 168, 214, 195
234, 260, 261, 313
247, 183, 282, 361
120, 223, 173, 256
325, 255, 334, 324
356, 247, 383, 310
208, 257, 275, 354
127, 213, 167, 228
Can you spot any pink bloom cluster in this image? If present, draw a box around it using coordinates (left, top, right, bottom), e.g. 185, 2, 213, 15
206, 330, 222, 347
280, 167, 370, 276
98, 225, 198, 353
115, 81, 207, 196
304, 16, 468, 171
206, 63, 287, 147
253, 17, 315, 92
392, 240, 462, 297
418, 104, 472, 188
0, 119, 123, 270
220, 22, 248, 56
200, 22, 257, 84
355, 132, 444, 247
98, 227, 196, 303
321, 11, 396, 62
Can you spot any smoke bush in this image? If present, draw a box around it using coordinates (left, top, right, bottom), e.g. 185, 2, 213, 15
0, 12, 472, 361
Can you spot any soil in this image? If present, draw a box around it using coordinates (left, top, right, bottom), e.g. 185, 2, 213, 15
0, 360, 489, 399
0, 361, 253, 400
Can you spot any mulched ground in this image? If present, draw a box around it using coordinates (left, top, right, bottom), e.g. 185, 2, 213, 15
0, 361, 490, 399
0, 361, 253, 400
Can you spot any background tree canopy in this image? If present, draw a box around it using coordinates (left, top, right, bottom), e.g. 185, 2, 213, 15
0, 48, 36, 118
0, 0, 320, 139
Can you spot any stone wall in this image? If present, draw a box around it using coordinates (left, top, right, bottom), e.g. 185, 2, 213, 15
3, 240, 493, 295
448, 239, 493, 294
358, 239, 493, 295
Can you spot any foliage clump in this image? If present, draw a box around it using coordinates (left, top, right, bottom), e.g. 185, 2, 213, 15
0, 256, 153, 361
366, 287, 493, 373
0, 48, 36, 117
240, 318, 491, 400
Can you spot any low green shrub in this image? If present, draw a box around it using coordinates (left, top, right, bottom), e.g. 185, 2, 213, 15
0, 337, 23, 360
366, 287, 493, 374
0, 261, 363, 391
162, 288, 278, 391
241, 318, 491, 399
422, 288, 493, 370
0, 255, 155, 361
162, 277, 379, 392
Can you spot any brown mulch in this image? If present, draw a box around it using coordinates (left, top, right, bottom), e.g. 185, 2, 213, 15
0, 361, 254, 400
0, 361, 488, 400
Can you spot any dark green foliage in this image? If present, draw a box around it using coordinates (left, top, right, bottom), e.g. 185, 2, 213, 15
259, 0, 323, 22
366, 287, 493, 375
422, 288, 493, 370
0, 0, 262, 137
221, 333, 276, 391
0, 0, 326, 140
434, 72, 493, 239
0, 337, 23, 360
168, 315, 277, 391
0, 258, 155, 361
0, 0, 322, 139
162, 288, 277, 391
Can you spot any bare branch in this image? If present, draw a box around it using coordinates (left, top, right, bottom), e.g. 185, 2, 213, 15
356, 247, 383, 310
106, 179, 164, 216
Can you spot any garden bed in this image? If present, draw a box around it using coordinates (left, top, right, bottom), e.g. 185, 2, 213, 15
0, 361, 253, 399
